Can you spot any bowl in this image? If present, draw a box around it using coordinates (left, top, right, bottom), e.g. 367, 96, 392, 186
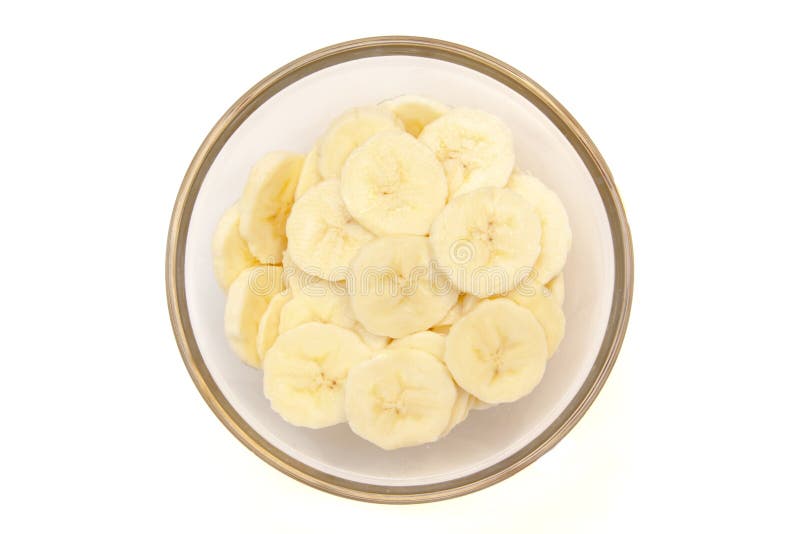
166, 36, 633, 503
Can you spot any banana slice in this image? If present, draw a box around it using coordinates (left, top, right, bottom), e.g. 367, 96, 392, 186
445, 298, 548, 404
430, 187, 542, 298
441, 387, 472, 437
212, 202, 259, 290
353, 323, 390, 351
239, 152, 304, 263
469, 397, 495, 411
255, 291, 292, 363
263, 322, 372, 429
224, 265, 284, 368
341, 130, 447, 236
345, 348, 457, 450
348, 235, 459, 338
317, 106, 403, 180
547, 273, 565, 307
294, 145, 323, 201
278, 279, 353, 333
279, 279, 389, 349
460, 293, 482, 314
379, 95, 450, 137
281, 250, 322, 294
418, 108, 514, 198
389, 330, 473, 435
504, 277, 565, 357
285, 180, 375, 281
507, 171, 572, 284
389, 331, 446, 361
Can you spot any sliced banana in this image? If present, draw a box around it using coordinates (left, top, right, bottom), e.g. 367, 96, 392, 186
441, 387, 472, 437
547, 272, 565, 307
278, 279, 389, 349
445, 298, 548, 404
280, 250, 321, 294
294, 145, 323, 201
345, 348, 457, 450
317, 106, 403, 180
418, 108, 514, 198
379, 95, 450, 137
341, 130, 447, 236
224, 265, 284, 368
507, 171, 572, 284
504, 277, 565, 357
348, 235, 458, 338
389, 330, 446, 361
353, 322, 390, 351
255, 291, 292, 363
430, 187, 542, 298
469, 397, 495, 411
212, 202, 259, 290
263, 322, 372, 429
285, 180, 375, 281
278, 279, 353, 333
239, 152, 304, 263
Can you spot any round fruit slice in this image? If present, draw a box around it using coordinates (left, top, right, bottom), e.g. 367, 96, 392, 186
441, 387, 472, 437
255, 291, 292, 363
345, 348, 457, 450
224, 265, 284, 368
348, 235, 458, 338
341, 130, 447, 236
430, 187, 542, 297
379, 94, 450, 137
503, 277, 565, 358
278, 279, 354, 333
507, 171, 572, 284
263, 322, 371, 429
285, 180, 375, 281
389, 331, 446, 361
278, 279, 390, 349
418, 108, 514, 198
239, 151, 304, 263
317, 106, 403, 180
445, 298, 548, 404
212, 202, 259, 290
294, 145, 323, 201
547, 272, 565, 307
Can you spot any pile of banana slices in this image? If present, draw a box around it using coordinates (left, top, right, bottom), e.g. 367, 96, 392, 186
212, 96, 571, 450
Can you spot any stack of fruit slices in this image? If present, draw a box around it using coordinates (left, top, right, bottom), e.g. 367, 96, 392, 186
212, 96, 571, 450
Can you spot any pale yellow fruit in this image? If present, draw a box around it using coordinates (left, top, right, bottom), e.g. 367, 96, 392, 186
263, 322, 371, 429
317, 106, 403, 180
389, 331, 446, 361
547, 273, 565, 307
507, 171, 572, 284
348, 235, 458, 338
285, 180, 375, 281
212, 202, 259, 290
346, 348, 457, 450
380, 94, 450, 137
430, 187, 542, 297
224, 265, 284, 368
239, 152, 303, 263
445, 298, 548, 404
419, 108, 514, 198
255, 291, 292, 363
294, 145, 323, 201
503, 277, 566, 357
341, 130, 447, 236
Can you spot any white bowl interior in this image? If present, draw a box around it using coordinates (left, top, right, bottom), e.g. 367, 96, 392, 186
184, 56, 614, 486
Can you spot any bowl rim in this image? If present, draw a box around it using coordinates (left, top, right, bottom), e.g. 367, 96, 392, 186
166, 35, 634, 504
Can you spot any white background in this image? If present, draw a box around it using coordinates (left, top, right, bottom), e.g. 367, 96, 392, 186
2, 2, 798, 532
